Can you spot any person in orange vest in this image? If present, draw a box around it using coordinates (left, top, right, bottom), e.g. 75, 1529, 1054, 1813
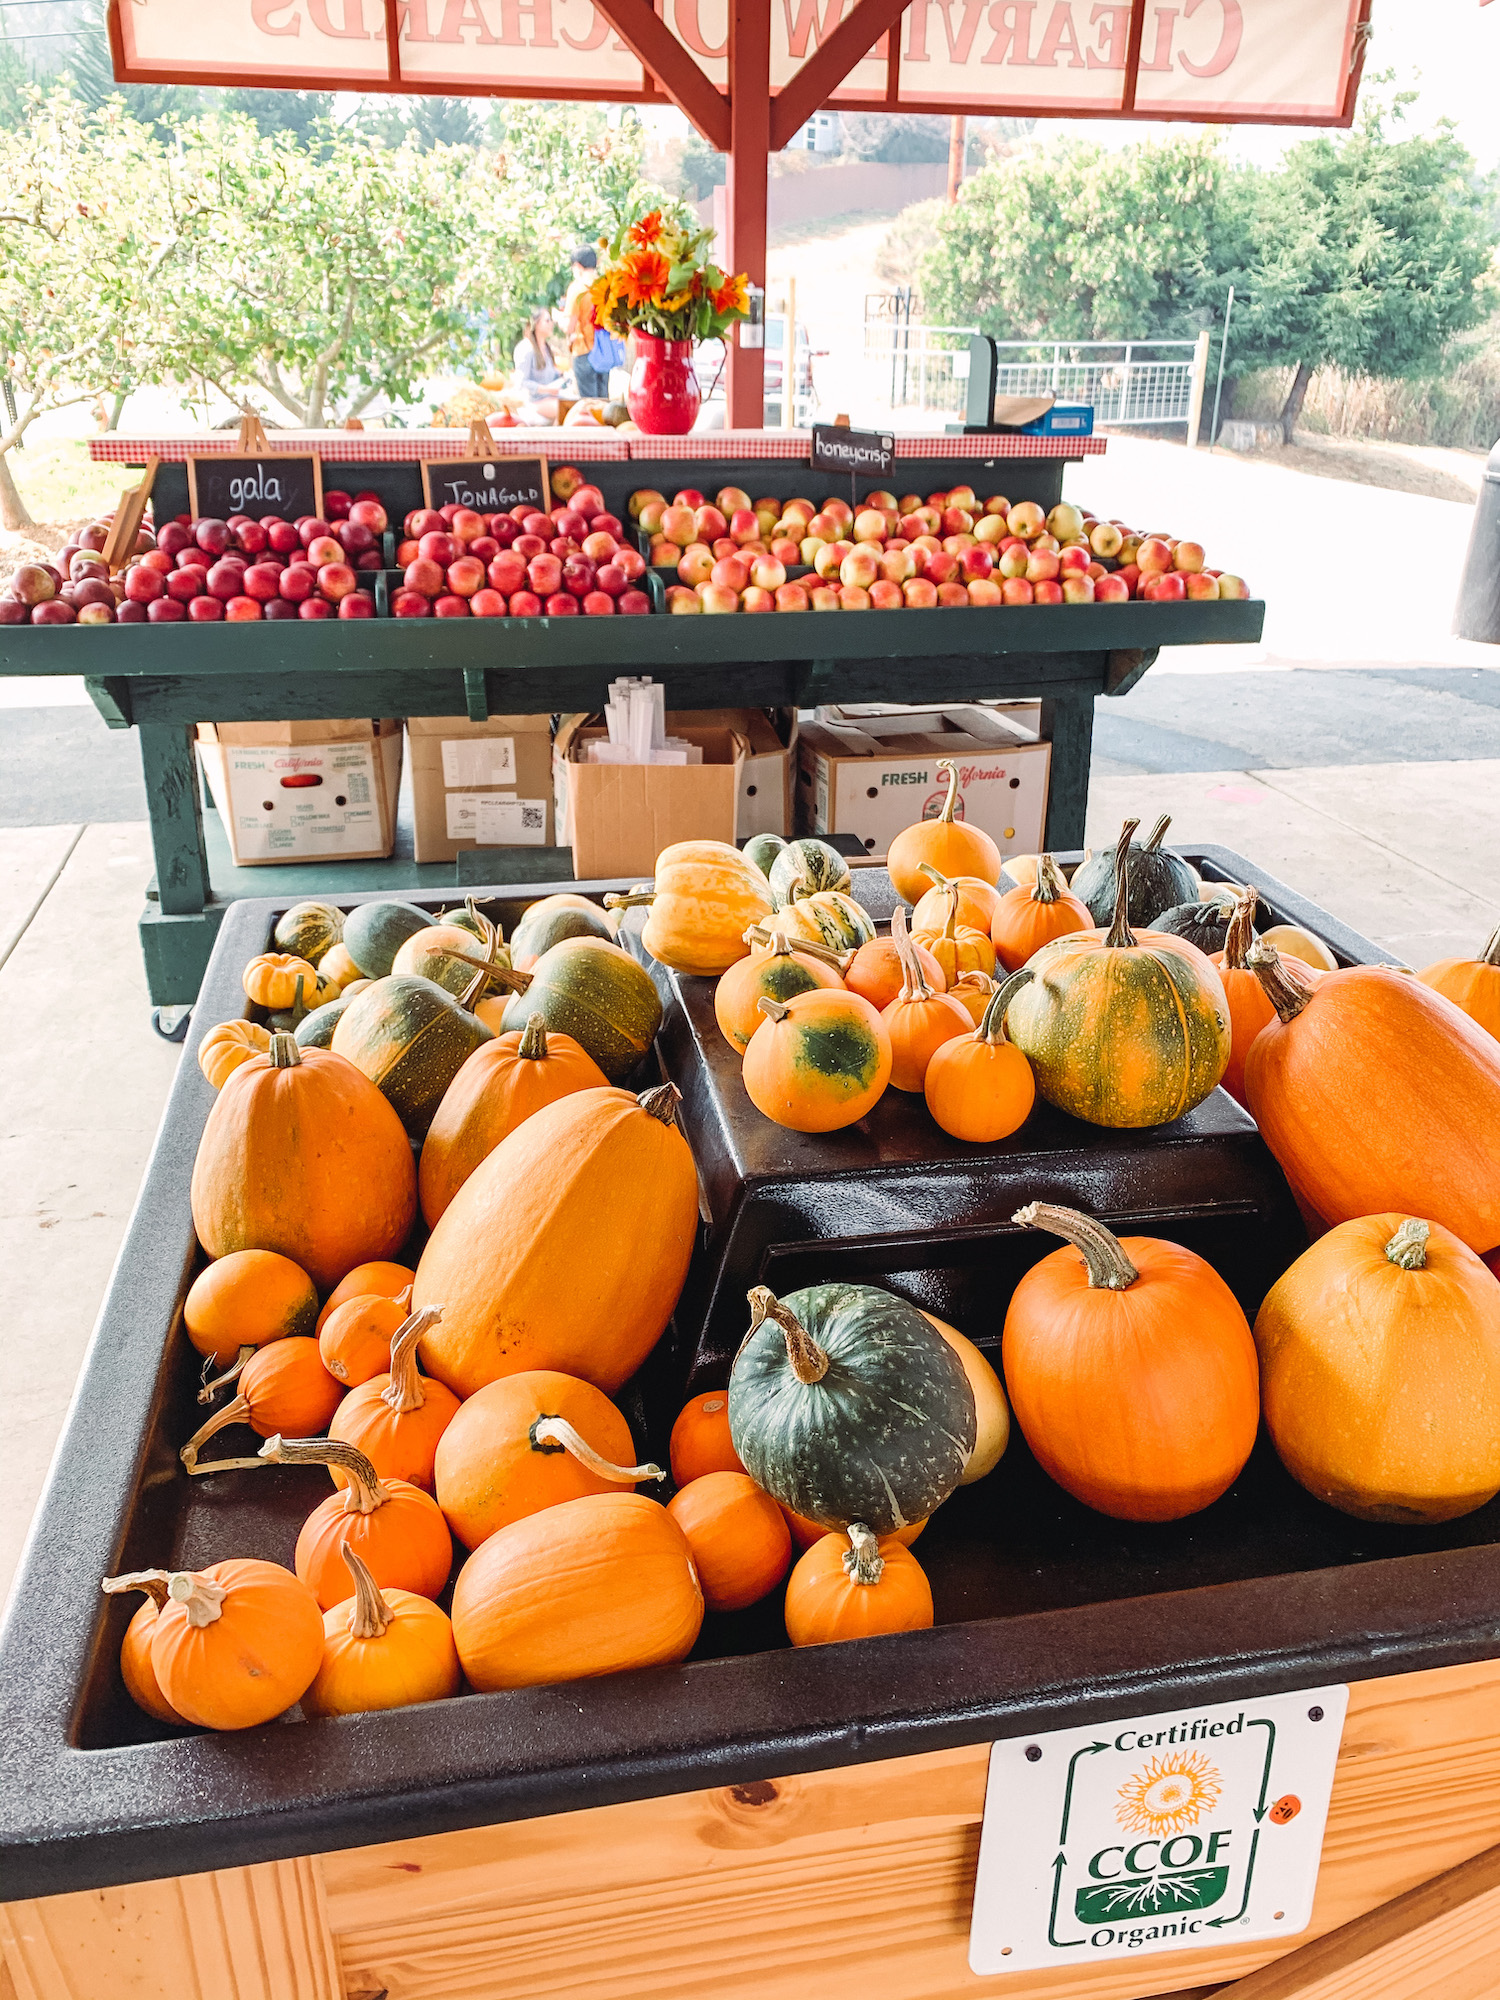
567, 246, 625, 401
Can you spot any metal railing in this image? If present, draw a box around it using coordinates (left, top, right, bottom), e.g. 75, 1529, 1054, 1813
861, 316, 1203, 427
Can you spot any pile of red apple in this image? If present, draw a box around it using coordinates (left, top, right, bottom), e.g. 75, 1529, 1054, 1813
391, 482, 650, 617
631, 483, 1248, 612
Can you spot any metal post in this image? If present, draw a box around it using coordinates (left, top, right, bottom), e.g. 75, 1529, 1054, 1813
1210, 285, 1235, 447
1186, 328, 1211, 447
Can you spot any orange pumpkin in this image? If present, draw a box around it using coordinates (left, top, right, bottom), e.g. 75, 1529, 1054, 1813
434, 1370, 661, 1550
843, 932, 946, 1012
667, 1472, 791, 1612
414, 1084, 699, 1398
144, 1559, 324, 1730
1256, 1214, 1500, 1523
197, 1019, 272, 1090
417, 1015, 608, 1228
319, 1290, 412, 1387
1003, 1204, 1260, 1521
261, 1434, 453, 1607
990, 853, 1093, 973
316, 1260, 416, 1336
783, 1509, 926, 1552
910, 877, 996, 987
100, 1572, 186, 1725
945, 971, 997, 1027
880, 906, 971, 1093
669, 1391, 745, 1486
909, 864, 1005, 938
183, 1249, 317, 1371
742, 987, 892, 1132
242, 952, 318, 1010
190, 1035, 417, 1294
328, 1305, 460, 1494
714, 930, 845, 1053
1211, 890, 1277, 1106
1243, 944, 1500, 1253
885, 759, 1002, 904
1419, 925, 1500, 1042
303, 1546, 461, 1718
784, 1526, 933, 1646
923, 970, 1036, 1143
450, 1491, 704, 1691
181, 1337, 343, 1474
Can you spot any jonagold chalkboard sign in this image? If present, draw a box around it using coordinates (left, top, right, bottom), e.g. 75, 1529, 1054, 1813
421, 453, 551, 517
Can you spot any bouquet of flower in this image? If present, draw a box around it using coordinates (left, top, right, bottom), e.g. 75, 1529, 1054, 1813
590, 210, 749, 343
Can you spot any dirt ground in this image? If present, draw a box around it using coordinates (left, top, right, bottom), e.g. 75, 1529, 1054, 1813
1227, 431, 1487, 505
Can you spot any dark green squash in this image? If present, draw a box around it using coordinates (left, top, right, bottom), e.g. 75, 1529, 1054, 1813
742, 833, 788, 879
1151, 890, 1248, 956
769, 838, 852, 909
272, 900, 344, 966
342, 900, 434, 980
439, 895, 503, 951
500, 937, 662, 1083
1070, 815, 1198, 928
331, 972, 493, 1139
293, 994, 355, 1048
510, 900, 614, 970
728, 1283, 975, 1534
266, 971, 336, 1032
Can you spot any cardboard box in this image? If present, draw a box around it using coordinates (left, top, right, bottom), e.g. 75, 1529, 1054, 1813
657, 707, 795, 840
795, 705, 1051, 864
197, 719, 403, 866
555, 713, 755, 881
406, 714, 555, 864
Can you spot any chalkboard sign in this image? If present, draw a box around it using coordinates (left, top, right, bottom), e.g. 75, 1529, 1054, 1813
187, 450, 322, 523
421, 453, 551, 517
811, 423, 895, 480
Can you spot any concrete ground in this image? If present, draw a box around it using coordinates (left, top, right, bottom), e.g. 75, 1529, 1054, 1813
1, 432, 1498, 1612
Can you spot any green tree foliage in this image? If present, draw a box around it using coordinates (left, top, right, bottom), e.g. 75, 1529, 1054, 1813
838, 113, 950, 166
0, 39, 30, 131
220, 89, 334, 147
349, 93, 481, 151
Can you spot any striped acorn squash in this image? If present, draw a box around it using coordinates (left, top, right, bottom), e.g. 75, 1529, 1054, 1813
769, 838, 852, 909
742, 833, 787, 879
607, 842, 773, 977
342, 900, 434, 980
294, 994, 355, 1049
439, 896, 504, 951
393, 924, 508, 999
774, 890, 876, 954
1005, 821, 1230, 1128
273, 901, 345, 967
332, 973, 493, 1139
501, 937, 662, 1083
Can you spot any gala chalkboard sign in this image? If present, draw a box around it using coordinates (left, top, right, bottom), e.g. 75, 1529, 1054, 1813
187, 414, 322, 523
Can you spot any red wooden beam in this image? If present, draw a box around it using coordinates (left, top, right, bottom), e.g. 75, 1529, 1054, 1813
725, 0, 770, 429
769, 0, 913, 151
1119, 0, 1148, 111
589, 0, 730, 149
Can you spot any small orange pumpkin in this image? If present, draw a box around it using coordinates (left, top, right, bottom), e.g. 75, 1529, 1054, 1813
784, 1525, 933, 1646
910, 864, 1005, 938
141, 1559, 324, 1730
1418, 924, 1500, 1042
261, 1434, 453, 1607
181, 1337, 343, 1474
885, 760, 1002, 904
843, 932, 946, 1012
714, 930, 845, 1053
100, 1572, 187, 1725
669, 1392, 745, 1486
742, 987, 892, 1132
327, 1305, 461, 1494
990, 853, 1092, 973
880, 907, 971, 1093
319, 1290, 412, 1387
302, 1546, 461, 1718
667, 1471, 791, 1613
911, 876, 996, 988
242, 952, 319, 1010
183, 1248, 318, 1370
316, 1260, 416, 1336
923, 970, 1036, 1143
945, 971, 997, 1027
198, 1019, 272, 1090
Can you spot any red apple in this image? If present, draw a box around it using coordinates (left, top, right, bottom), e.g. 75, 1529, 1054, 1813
0, 597, 26, 626
446, 556, 487, 598
391, 587, 432, 618
204, 561, 242, 602
488, 552, 528, 594
526, 556, 562, 596
338, 591, 373, 618
114, 599, 147, 623
1026, 548, 1061, 584
1001, 577, 1034, 606
222, 596, 260, 621
1184, 571, 1220, 600
297, 518, 332, 549
1058, 544, 1092, 577
1143, 571, 1187, 602
165, 567, 204, 603
298, 597, 332, 619
1136, 537, 1173, 575
579, 590, 614, 616
544, 591, 578, 616
303, 535, 341, 568
404, 557, 445, 598
76, 601, 114, 625
264, 598, 297, 620
561, 558, 596, 598
960, 546, 995, 582
336, 521, 376, 557
570, 484, 604, 518
279, 564, 317, 602
594, 563, 628, 598
1032, 580, 1064, 605
266, 520, 302, 556
1094, 573, 1131, 603
809, 583, 841, 612
186, 594, 223, 621
156, 522, 193, 558
1217, 573, 1249, 599
491, 517, 521, 549
145, 596, 185, 623
317, 562, 358, 601
509, 590, 542, 618
431, 594, 468, 618
665, 586, 701, 615
470, 588, 508, 619
32, 598, 76, 623
451, 508, 485, 545
868, 580, 903, 610
242, 563, 283, 603
237, 520, 269, 555
195, 519, 230, 556
618, 589, 651, 616
967, 577, 1004, 606
672, 487, 704, 510
323, 489, 353, 521
1117, 563, 1142, 595
124, 566, 164, 605
903, 577, 939, 609
1061, 574, 1096, 603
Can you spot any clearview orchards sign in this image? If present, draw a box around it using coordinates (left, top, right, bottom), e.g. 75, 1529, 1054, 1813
111, 0, 1364, 122
968, 1684, 1349, 1976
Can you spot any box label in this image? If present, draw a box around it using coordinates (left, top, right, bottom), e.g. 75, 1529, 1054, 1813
475, 794, 549, 846
214, 741, 384, 860
801, 741, 1050, 860
441, 737, 516, 788
968, 1685, 1348, 1977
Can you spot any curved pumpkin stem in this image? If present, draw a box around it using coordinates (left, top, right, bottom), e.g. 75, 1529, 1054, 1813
258, 1433, 391, 1514
758, 996, 791, 1026
1032, 853, 1065, 906
382, 1306, 445, 1416
101, 1569, 171, 1610
977, 967, 1033, 1045
1384, 1219, 1430, 1270
197, 1345, 255, 1406
438, 943, 531, 998
1103, 819, 1139, 952
890, 905, 936, 1003
1246, 939, 1314, 1023
917, 861, 953, 894
166, 1569, 227, 1628
268, 1032, 301, 1069
343, 1545, 395, 1640
1013, 1202, 1140, 1291
517, 1013, 549, 1060
842, 1522, 884, 1587
1220, 890, 1259, 970
529, 1416, 665, 1483
181, 1392, 263, 1474
604, 889, 655, 911
743, 923, 851, 971
1144, 814, 1172, 853
933, 759, 960, 827
1479, 924, 1500, 969
746, 1286, 830, 1384
782, 856, 814, 906
638, 1082, 683, 1128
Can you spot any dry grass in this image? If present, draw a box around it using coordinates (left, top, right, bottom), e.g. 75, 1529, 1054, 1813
1233, 319, 1500, 453
4, 435, 130, 531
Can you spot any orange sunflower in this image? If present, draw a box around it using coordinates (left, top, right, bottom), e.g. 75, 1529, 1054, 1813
710, 272, 749, 317
629, 209, 665, 249
615, 248, 671, 309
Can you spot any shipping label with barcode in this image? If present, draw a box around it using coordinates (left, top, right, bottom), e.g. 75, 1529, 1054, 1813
475, 794, 549, 846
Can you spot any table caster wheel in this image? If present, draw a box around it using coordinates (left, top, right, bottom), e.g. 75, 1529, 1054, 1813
152, 1006, 192, 1043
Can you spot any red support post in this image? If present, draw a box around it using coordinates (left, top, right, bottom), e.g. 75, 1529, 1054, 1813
725, 0, 770, 432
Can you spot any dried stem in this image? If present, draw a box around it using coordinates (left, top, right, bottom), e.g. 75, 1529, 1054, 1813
1032, 854, 1066, 905
382, 1306, 445, 1415
1013, 1202, 1140, 1290
530, 1416, 664, 1483
977, 968, 1033, 1045
343, 1545, 395, 1639
746, 1286, 830, 1384
744, 923, 851, 970
1384, 1219, 1430, 1271
1246, 940, 1314, 1023
197, 1346, 254, 1405
258, 1433, 390, 1513
842, 1522, 884, 1586
101, 1570, 170, 1610
1103, 819, 1140, 951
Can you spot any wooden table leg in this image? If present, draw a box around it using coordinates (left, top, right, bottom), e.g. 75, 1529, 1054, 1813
1039, 684, 1098, 850
139, 724, 210, 918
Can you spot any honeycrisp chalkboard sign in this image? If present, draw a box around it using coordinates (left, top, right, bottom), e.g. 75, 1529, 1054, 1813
187, 417, 322, 523
811, 422, 895, 481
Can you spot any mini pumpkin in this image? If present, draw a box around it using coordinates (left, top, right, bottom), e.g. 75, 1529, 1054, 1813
317, 1261, 416, 1335
1418, 925, 1500, 1040
714, 929, 845, 1053
784, 1526, 933, 1647
842, 931, 946, 1012
910, 878, 996, 988
741, 987, 892, 1132
910, 864, 1005, 939
923, 970, 1036, 1143
328, 1305, 461, 1494
260, 1433, 453, 1607
990, 854, 1092, 973
880, 906, 971, 1093
127, 1559, 324, 1730
669, 1391, 745, 1486
318, 1290, 412, 1387
198, 1019, 272, 1090
885, 759, 1002, 904
183, 1248, 318, 1371
242, 952, 319, 1011
100, 1572, 186, 1725
605, 842, 772, 976
318, 942, 362, 991
1070, 814, 1197, 928
1258, 923, 1338, 973
302, 1545, 461, 1718
768, 838, 852, 909
273, 901, 344, 967
773, 890, 877, 955
667, 1471, 791, 1613
180, 1337, 343, 1473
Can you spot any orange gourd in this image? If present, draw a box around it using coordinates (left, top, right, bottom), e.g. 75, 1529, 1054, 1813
1243, 943, 1500, 1253
880, 906, 971, 1092
606, 841, 773, 976
843, 932, 946, 1011
885, 759, 1002, 904
100, 1572, 186, 1725
742, 987, 892, 1132
783, 1509, 926, 1552
328, 1305, 460, 1494
197, 1019, 272, 1090
260, 1434, 453, 1606
1211, 890, 1278, 1106
242, 952, 318, 1009
909, 864, 1005, 938
784, 1525, 933, 1646
946, 971, 996, 1027
669, 1391, 745, 1485
183, 1249, 317, 1371
923, 970, 1036, 1143
316, 1260, 415, 1335
667, 1471, 791, 1612
413, 1085, 699, 1397
418, 1015, 608, 1228
434, 1370, 662, 1550
319, 1290, 412, 1387
1256, 1214, 1500, 1523
990, 853, 1092, 972
1002, 1204, 1259, 1521
135, 1559, 324, 1730
1419, 924, 1500, 1041
303, 1546, 461, 1718
714, 930, 845, 1053
911, 876, 996, 986
181, 1337, 343, 1474
190, 1034, 417, 1293
450, 1491, 704, 1691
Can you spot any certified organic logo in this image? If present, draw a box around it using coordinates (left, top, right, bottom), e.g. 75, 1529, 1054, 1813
1116, 1750, 1222, 1836
1070, 1752, 1229, 1927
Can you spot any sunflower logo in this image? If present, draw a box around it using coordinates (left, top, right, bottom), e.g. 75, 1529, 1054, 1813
1116, 1752, 1223, 1837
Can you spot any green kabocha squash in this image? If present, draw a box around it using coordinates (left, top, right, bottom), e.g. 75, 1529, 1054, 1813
1150, 890, 1247, 957
769, 838, 852, 909
294, 994, 356, 1049
1070, 815, 1198, 928
1005, 820, 1230, 1128
510, 900, 613, 972
501, 937, 662, 1084
775, 890, 876, 955
342, 900, 434, 981
742, 833, 788, 880
331, 971, 493, 1139
273, 900, 344, 967
728, 1283, 975, 1534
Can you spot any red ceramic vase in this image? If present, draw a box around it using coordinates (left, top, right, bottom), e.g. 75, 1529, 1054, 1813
627, 335, 701, 435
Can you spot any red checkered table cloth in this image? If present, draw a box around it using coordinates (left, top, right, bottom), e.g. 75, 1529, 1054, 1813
90, 430, 1106, 466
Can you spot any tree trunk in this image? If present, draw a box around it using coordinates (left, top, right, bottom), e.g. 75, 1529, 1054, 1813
0, 448, 35, 531
1278, 361, 1313, 445
107, 392, 127, 432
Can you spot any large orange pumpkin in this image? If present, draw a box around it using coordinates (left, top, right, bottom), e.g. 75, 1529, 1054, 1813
328, 1305, 461, 1493
190, 1034, 416, 1293
1418, 924, 1500, 1042
413, 1085, 698, 1397
1002, 1203, 1260, 1521
143, 1560, 324, 1730
450, 1491, 704, 1691
990, 854, 1093, 973
1243, 944, 1500, 1253
180, 1337, 342, 1473
261, 1434, 453, 1606
783, 1526, 933, 1646
1256, 1214, 1500, 1522
183, 1249, 317, 1371
885, 760, 1002, 904
667, 1472, 791, 1613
